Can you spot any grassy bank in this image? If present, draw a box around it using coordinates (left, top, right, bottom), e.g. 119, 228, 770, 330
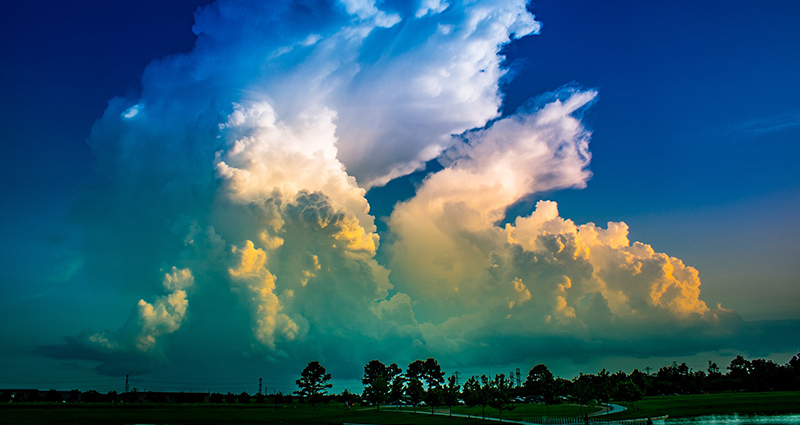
605, 391, 800, 420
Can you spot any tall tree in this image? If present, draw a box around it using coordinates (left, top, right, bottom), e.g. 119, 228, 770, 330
525, 364, 556, 405
462, 375, 489, 418
612, 379, 643, 409
487, 374, 515, 421
388, 363, 405, 404
441, 375, 461, 416
422, 358, 445, 389
406, 358, 445, 410
406, 376, 425, 410
295, 361, 332, 406
362, 360, 390, 409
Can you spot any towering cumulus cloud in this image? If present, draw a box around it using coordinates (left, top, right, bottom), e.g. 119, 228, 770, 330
47, 0, 754, 377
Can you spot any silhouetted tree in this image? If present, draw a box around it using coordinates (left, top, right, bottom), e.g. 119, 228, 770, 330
362, 360, 391, 409
271, 391, 286, 408
487, 374, 515, 421
571, 374, 593, 406
612, 379, 643, 409
406, 360, 426, 410
788, 352, 800, 390
525, 364, 557, 409
405, 376, 425, 410
45, 389, 62, 403
83, 390, 103, 403
413, 358, 445, 413
340, 389, 358, 407
421, 358, 445, 389
728, 355, 750, 381
441, 375, 461, 416
462, 376, 487, 418
295, 361, 332, 406
389, 366, 406, 404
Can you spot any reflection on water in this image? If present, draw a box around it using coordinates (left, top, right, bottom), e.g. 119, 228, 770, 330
665, 414, 800, 425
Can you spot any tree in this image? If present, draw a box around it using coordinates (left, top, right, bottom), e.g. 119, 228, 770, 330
441, 375, 461, 416
462, 376, 487, 418
362, 360, 391, 409
421, 358, 445, 389
749, 358, 779, 391
788, 352, 800, 390
271, 391, 286, 408
571, 374, 593, 406
728, 355, 751, 380
389, 365, 406, 404
525, 364, 554, 395
45, 389, 62, 403
295, 361, 333, 406
628, 369, 652, 396
407, 359, 441, 410
408, 358, 445, 413
612, 379, 643, 409
525, 364, 556, 408
487, 374, 515, 421
340, 389, 358, 407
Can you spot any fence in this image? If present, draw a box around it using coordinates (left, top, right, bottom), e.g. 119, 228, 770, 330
522, 416, 667, 425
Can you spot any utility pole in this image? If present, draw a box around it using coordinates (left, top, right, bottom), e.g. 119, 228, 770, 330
644, 367, 652, 375
258, 378, 263, 395
125, 375, 129, 393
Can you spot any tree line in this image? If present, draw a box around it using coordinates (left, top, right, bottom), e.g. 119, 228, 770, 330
296, 351, 800, 415
4, 352, 798, 406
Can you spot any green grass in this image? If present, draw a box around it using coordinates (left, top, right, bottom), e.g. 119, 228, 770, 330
391, 403, 598, 421
0, 403, 498, 425
605, 391, 800, 420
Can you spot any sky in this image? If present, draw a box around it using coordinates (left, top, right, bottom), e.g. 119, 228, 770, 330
1, 0, 799, 395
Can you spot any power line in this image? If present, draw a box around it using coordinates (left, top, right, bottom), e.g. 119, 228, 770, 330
0, 379, 120, 384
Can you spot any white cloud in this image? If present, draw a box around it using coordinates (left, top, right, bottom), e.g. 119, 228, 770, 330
48, 0, 792, 378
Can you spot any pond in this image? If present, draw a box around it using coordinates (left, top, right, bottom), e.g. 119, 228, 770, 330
664, 414, 800, 424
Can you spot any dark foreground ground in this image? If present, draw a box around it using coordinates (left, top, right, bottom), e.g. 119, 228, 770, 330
1, 392, 798, 424
0, 404, 495, 425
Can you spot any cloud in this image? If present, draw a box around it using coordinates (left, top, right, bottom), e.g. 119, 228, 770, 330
383, 88, 743, 366
40, 267, 194, 375
47, 0, 797, 378
735, 109, 800, 137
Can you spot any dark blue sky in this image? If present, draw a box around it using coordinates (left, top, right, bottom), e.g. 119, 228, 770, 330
1, 0, 798, 390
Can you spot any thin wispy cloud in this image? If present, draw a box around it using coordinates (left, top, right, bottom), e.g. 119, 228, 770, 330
736, 109, 800, 137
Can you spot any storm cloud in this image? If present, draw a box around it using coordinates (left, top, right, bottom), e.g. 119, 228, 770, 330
42, 0, 796, 379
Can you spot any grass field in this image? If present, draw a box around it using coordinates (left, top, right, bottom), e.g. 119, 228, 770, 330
604, 391, 800, 420
391, 403, 598, 421
0, 404, 506, 425
1, 392, 798, 424
0, 403, 497, 425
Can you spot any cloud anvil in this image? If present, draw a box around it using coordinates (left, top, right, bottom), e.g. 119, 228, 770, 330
37, 0, 796, 379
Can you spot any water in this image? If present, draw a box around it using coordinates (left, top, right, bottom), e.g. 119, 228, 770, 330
664, 414, 800, 425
